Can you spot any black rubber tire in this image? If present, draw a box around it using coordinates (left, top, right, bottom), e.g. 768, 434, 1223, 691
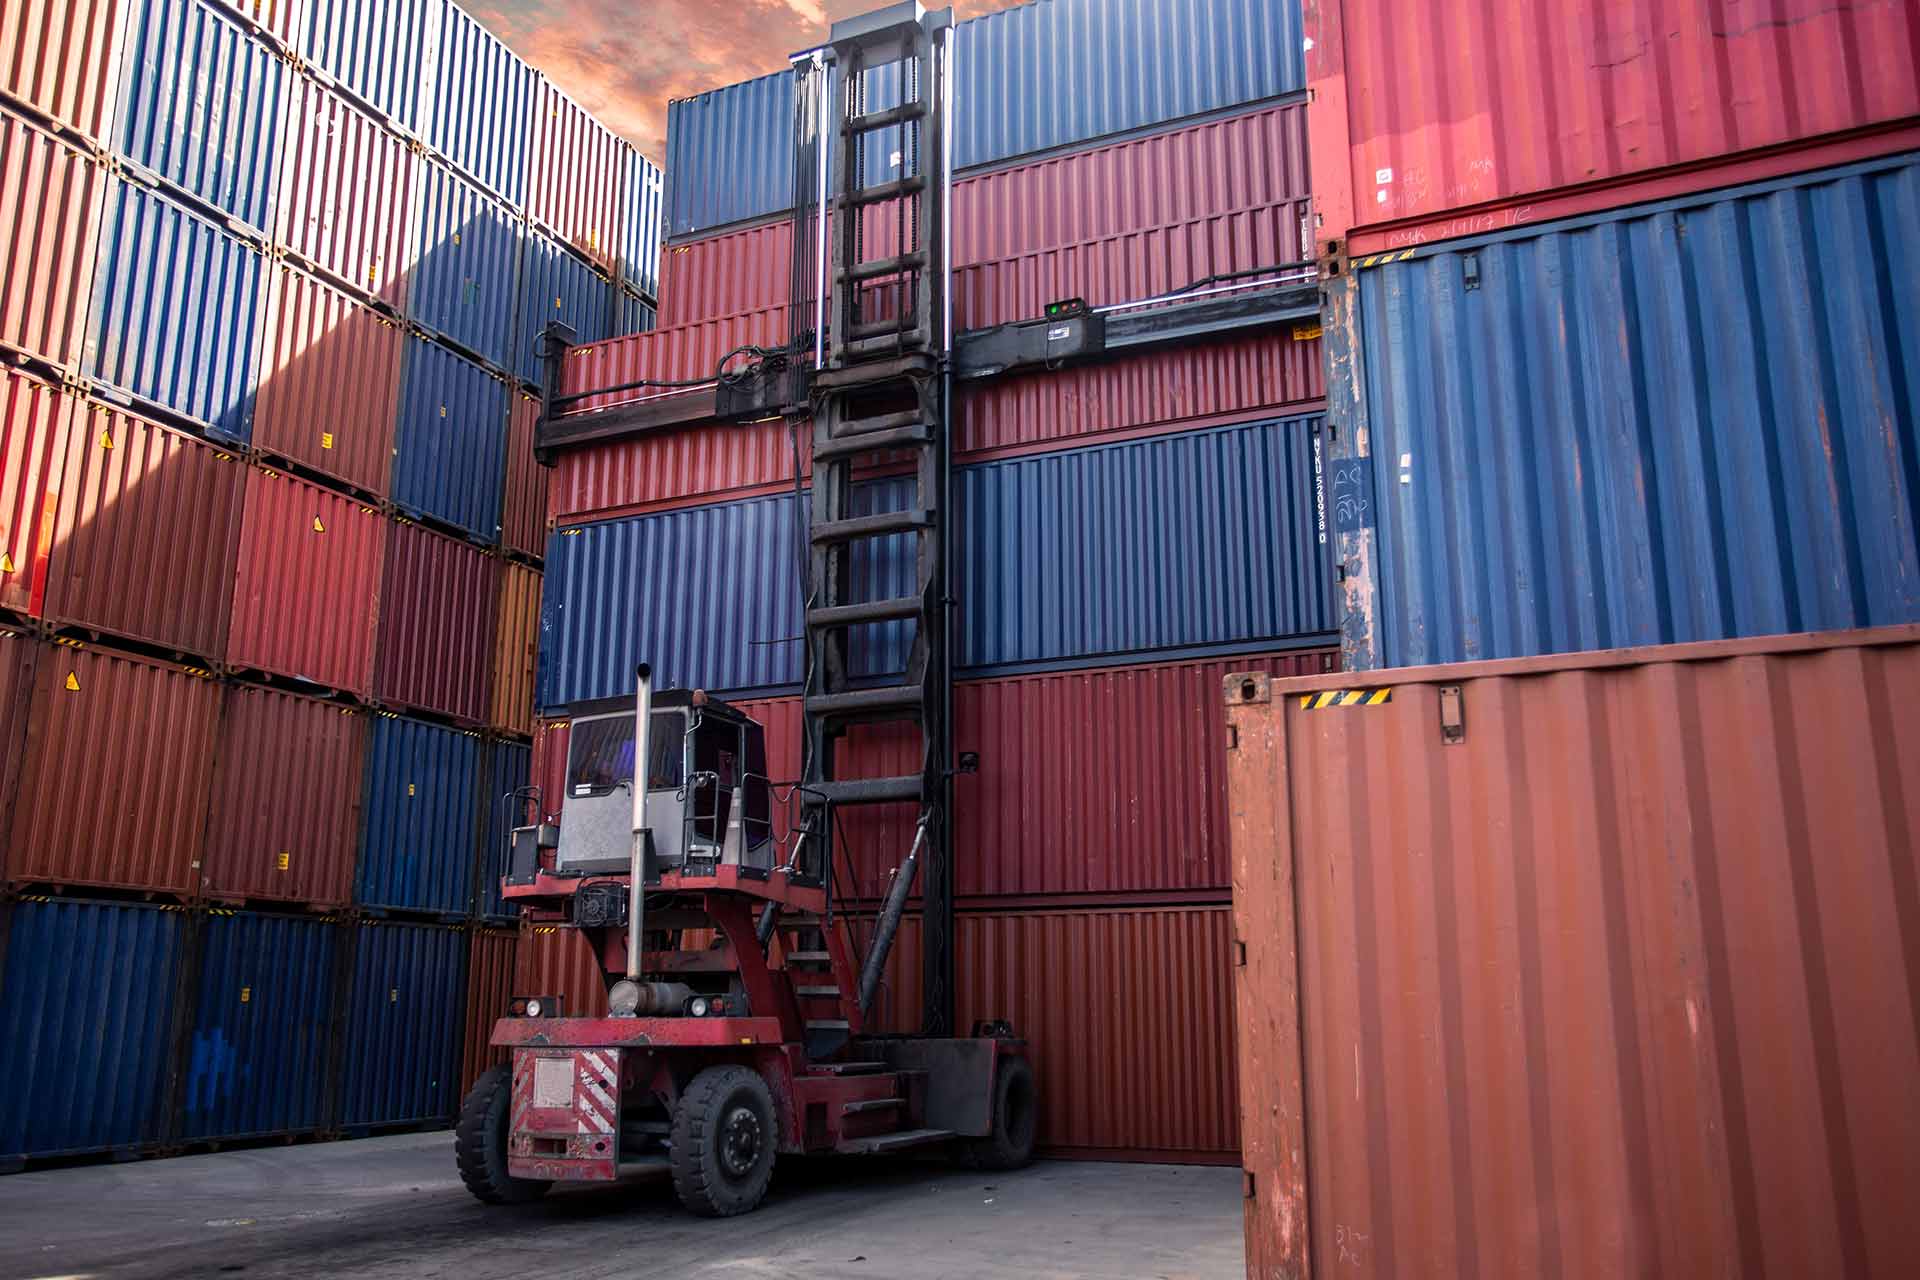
955, 1056, 1038, 1171
455, 1064, 552, 1205
670, 1065, 778, 1217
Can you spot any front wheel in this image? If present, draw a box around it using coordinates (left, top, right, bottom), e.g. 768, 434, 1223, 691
456, 1064, 552, 1205
671, 1065, 778, 1217
955, 1055, 1037, 1171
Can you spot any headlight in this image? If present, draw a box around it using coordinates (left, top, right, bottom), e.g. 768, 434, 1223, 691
524, 998, 544, 1018
689, 996, 710, 1018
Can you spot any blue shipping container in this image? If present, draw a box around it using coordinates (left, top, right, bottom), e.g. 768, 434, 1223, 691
1343, 152, 1920, 671
0, 899, 185, 1159
303, 0, 436, 132
412, 157, 520, 369
614, 285, 657, 338
420, 3, 534, 208
339, 921, 466, 1128
515, 229, 614, 386
88, 177, 266, 442
478, 740, 530, 921
393, 336, 508, 541
359, 714, 482, 916
618, 145, 665, 297
538, 416, 1333, 707
117, 0, 286, 232
182, 912, 338, 1141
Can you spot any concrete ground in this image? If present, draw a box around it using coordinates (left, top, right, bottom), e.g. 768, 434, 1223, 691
0, 1134, 1243, 1280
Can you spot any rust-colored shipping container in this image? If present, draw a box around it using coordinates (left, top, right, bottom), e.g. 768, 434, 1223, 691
278, 73, 415, 314
0, 626, 37, 832
7, 642, 219, 894
490, 559, 538, 738
501, 390, 545, 560
0, 367, 71, 619
202, 683, 365, 907
0, 109, 107, 374
514, 922, 608, 1018
228, 465, 386, 697
1227, 626, 1920, 1278
43, 400, 244, 659
0, 0, 126, 144
461, 926, 518, 1094
527, 78, 622, 272
374, 519, 498, 726
1307, 0, 1920, 256
252, 262, 403, 497
558, 309, 789, 417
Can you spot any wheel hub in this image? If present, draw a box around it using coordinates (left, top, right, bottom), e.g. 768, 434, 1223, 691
720, 1105, 763, 1178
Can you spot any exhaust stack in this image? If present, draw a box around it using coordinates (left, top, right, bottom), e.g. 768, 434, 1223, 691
626, 663, 652, 983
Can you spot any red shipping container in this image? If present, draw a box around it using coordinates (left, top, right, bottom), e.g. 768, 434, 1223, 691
7, 643, 219, 894
202, 682, 365, 906
0, 0, 126, 145
558, 308, 789, 417
1308, 0, 1920, 255
253, 262, 403, 497
228, 465, 386, 697
461, 926, 518, 1094
43, 400, 245, 658
514, 922, 608, 1017
278, 73, 415, 314
0, 626, 37, 833
0, 109, 107, 374
0, 367, 70, 618
527, 78, 623, 273
374, 519, 498, 725
501, 389, 545, 559
491, 560, 538, 737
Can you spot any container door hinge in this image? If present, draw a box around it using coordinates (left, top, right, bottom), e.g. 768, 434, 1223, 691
1242, 1170, 1256, 1199
1439, 685, 1466, 745
1227, 724, 1239, 750
1232, 939, 1247, 967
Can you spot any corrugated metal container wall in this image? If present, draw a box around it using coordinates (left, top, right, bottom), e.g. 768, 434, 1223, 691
868, 907, 1239, 1161
339, 920, 465, 1127
8, 645, 218, 893
548, 415, 791, 527
618, 144, 663, 297
476, 739, 529, 921
663, 68, 789, 240
1308, 0, 1920, 252
87, 177, 266, 442
514, 922, 607, 1017
527, 78, 621, 271
410, 156, 518, 370
1347, 155, 1920, 672
0, 628, 39, 835
514, 230, 612, 386
392, 336, 507, 542
461, 927, 517, 1093
202, 684, 364, 907
357, 714, 480, 916
0, 369, 73, 618
223, 0, 302, 50
0, 111, 107, 375
227, 466, 385, 696
182, 912, 338, 1141
1230, 627, 1920, 1278
612, 285, 656, 340
278, 71, 415, 314
500, 390, 544, 558
0, 0, 127, 144
374, 520, 497, 725
115, 0, 284, 231
252, 263, 403, 496
0, 899, 184, 1159
301, 0, 430, 132
491, 560, 538, 736
419, 2, 531, 207
43, 401, 245, 658
556, 310, 785, 417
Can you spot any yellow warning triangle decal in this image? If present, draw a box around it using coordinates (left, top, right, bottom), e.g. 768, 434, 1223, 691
99, 429, 114, 449
65, 672, 80, 692
312, 516, 325, 533
0, 552, 14, 574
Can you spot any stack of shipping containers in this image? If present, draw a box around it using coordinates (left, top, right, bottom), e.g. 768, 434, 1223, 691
524, 0, 1330, 1164
0, 0, 661, 1168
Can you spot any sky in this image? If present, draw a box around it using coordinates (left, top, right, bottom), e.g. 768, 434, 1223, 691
470, 0, 1022, 163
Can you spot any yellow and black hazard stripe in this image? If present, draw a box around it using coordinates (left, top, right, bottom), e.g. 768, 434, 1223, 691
1299, 687, 1393, 709
1354, 249, 1418, 269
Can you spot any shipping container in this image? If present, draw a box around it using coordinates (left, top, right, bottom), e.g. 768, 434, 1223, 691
278, 71, 416, 314
392, 335, 508, 542
43, 400, 245, 659
0, 898, 185, 1160
612, 284, 657, 340
500, 390, 544, 559
338, 919, 465, 1127
617, 144, 663, 297
418, 1, 531, 208
87, 176, 266, 442
526, 77, 621, 271
0, 628, 38, 833
115, 0, 285, 232
301, 0, 431, 132
0, 109, 108, 374
1227, 625, 1920, 1278
476, 738, 529, 921
514, 922, 607, 1018
252, 262, 403, 496
181, 911, 338, 1141
410, 155, 519, 370
227, 465, 386, 696
514, 228, 613, 386
375, 519, 497, 725
0, 0, 128, 145
1329, 154, 1920, 673
460, 926, 516, 1094
215, 0, 302, 51
1307, 0, 1920, 256
0, 368, 73, 619
202, 683, 365, 907
357, 713, 480, 916
490, 560, 538, 737
7, 644, 218, 894
555, 309, 780, 418
663, 69, 788, 242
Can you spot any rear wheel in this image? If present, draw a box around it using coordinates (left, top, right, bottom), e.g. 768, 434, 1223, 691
671, 1065, 778, 1217
456, 1064, 552, 1205
955, 1056, 1037, 1171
